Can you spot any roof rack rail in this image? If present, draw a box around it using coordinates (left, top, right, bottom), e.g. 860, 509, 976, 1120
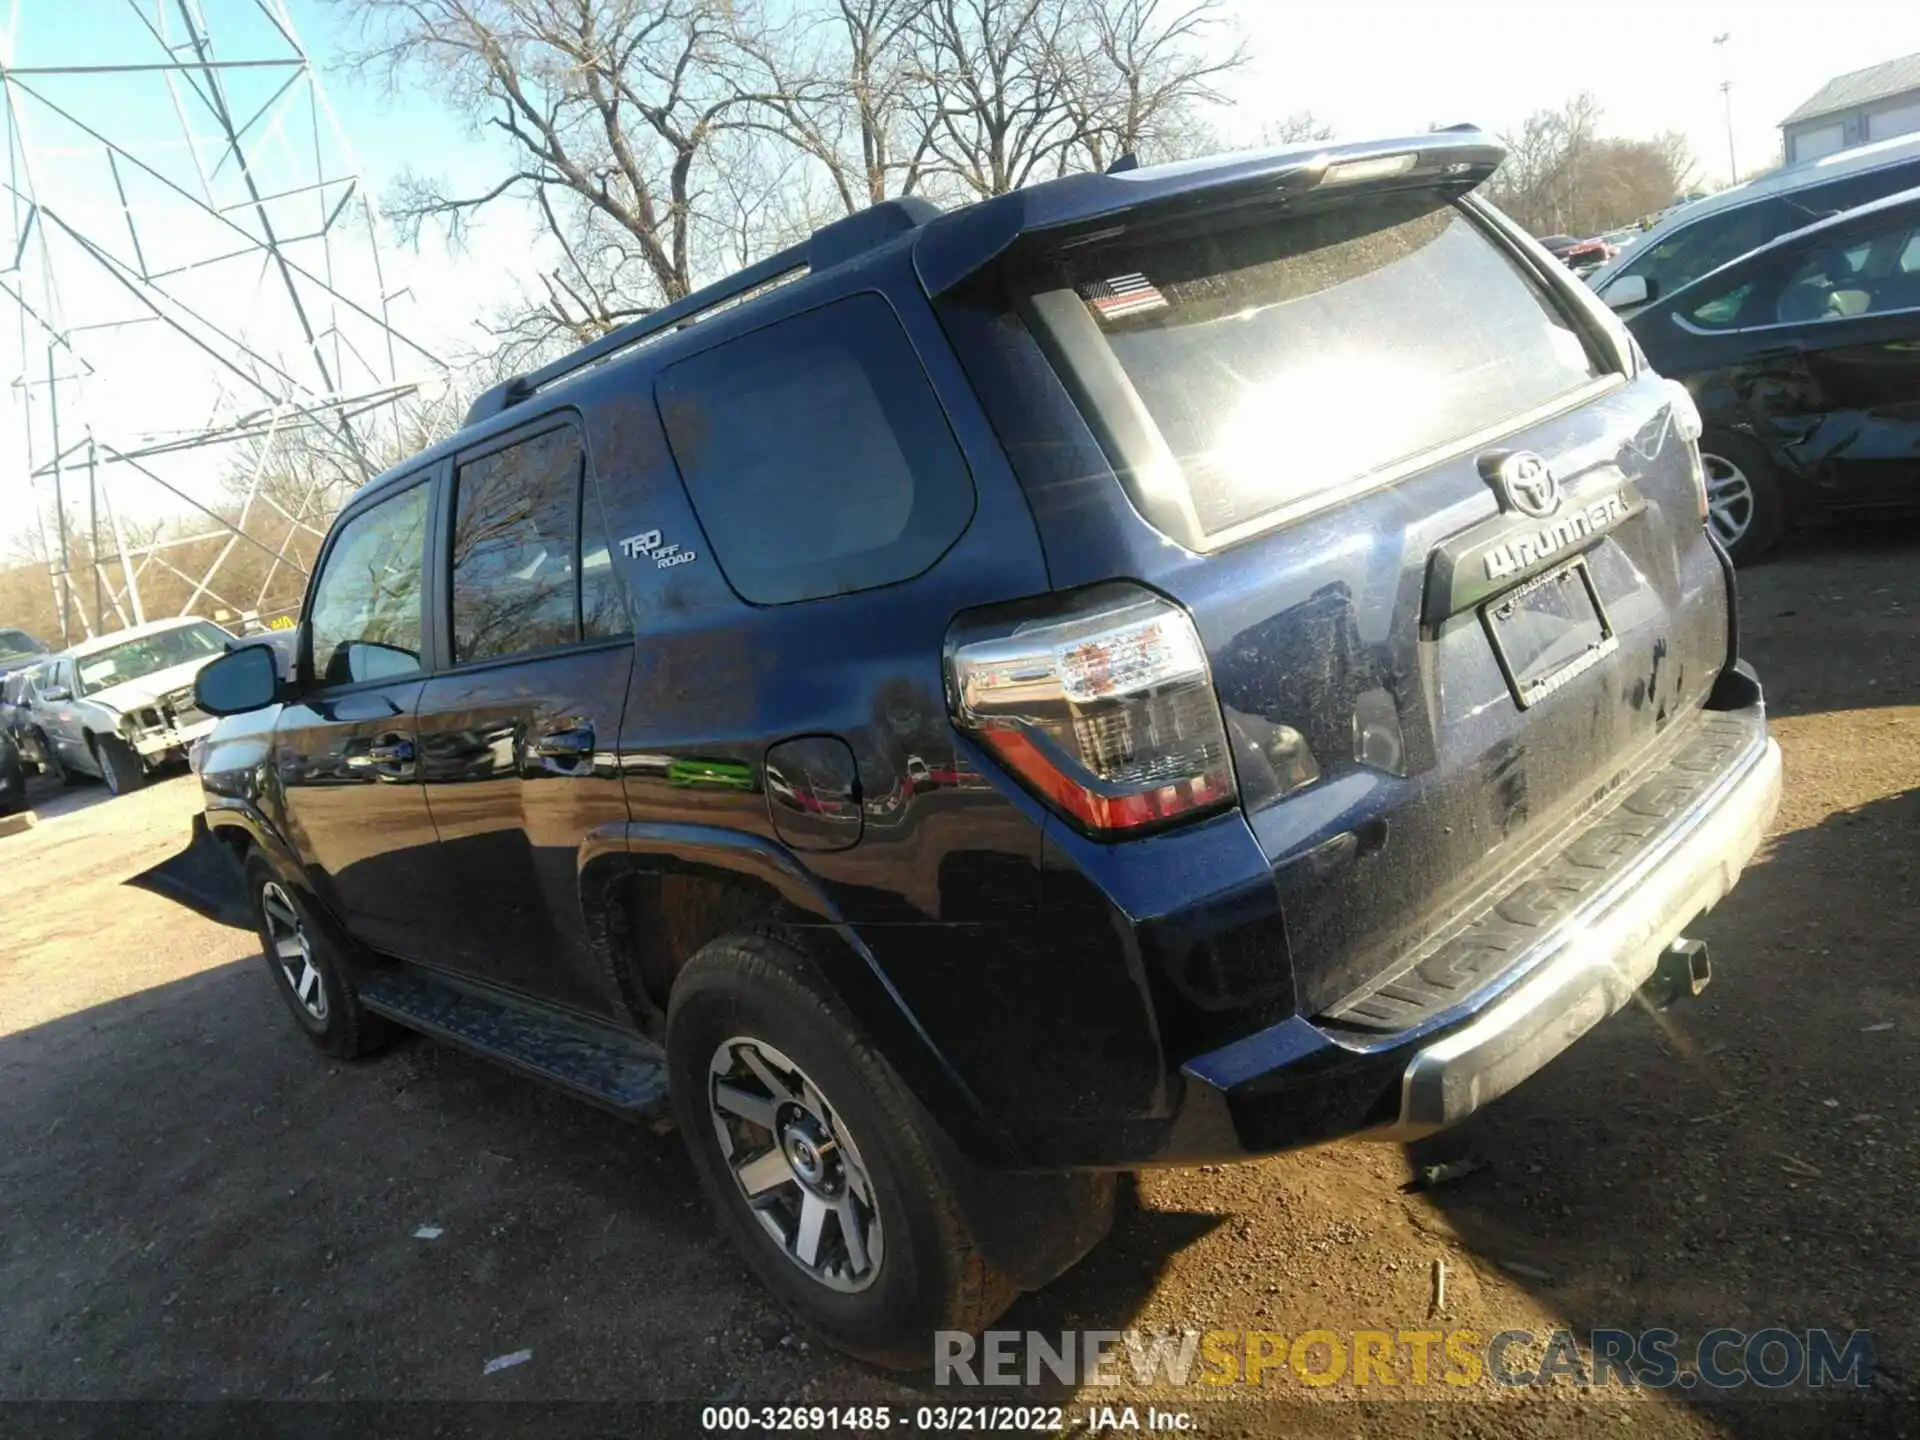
463, 196, 942, 428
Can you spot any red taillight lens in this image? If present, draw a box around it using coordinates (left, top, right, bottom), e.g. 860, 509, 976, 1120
945, 584, 1237, 838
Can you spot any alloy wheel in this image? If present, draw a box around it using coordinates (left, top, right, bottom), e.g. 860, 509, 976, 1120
262, 881, 328, 1021
1702, 452, 1754, 550
707, 1037, 883, 1293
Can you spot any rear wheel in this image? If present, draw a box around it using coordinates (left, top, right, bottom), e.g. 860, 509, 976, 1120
1699, 431, 1786, 564
667, 932, 1026, 1369
94, 735, 146, 795
246, 853, 395, 1059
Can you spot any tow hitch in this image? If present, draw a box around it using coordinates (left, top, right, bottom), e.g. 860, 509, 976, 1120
1641, 937, 1711, 1007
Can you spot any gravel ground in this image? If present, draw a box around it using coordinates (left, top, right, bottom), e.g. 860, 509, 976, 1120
1, 527, 1914, 1438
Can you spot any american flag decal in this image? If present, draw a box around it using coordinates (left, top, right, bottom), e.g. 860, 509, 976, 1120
1081, 272, 1167, 320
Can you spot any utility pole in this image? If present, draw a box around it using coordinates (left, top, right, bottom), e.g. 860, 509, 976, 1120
46, 346, 71, 647
87, 437, 102, 630
1714, 33, 1739, 184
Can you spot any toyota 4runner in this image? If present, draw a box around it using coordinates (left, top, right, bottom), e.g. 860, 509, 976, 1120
172, 129, 1781, 1367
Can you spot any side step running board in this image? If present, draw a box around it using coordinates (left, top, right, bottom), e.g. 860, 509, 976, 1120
358, 969, 670, 1119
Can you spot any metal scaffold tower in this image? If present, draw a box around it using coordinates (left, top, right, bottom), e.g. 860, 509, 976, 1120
1, 0, 450, 643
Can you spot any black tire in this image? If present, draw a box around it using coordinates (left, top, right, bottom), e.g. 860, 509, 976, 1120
1699, 430, 1787, 564
38, 732, 82, 788
246, 853, 395, 1059
93, 735, 146, 795
667, 931, 1026, 1369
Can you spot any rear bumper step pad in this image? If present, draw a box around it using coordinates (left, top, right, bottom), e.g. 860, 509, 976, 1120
1326, 709, 1771, 1032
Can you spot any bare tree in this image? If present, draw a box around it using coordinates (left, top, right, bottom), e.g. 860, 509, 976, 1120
1255, 109, 1334, 147
1486, 93, 1603, 234
1060, 0, 1249, 172
344, 0, 766, 327
342, 0, 1248, 347
901, 0, 1245, 195
1486, 96, 1698, 236
728, 0, 943, 213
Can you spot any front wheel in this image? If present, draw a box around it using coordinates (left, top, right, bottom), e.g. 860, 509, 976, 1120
1699, 431, 1787, 564
94, 735, 146, 795
246, 853, 395, 1059
667, 932, 1025, 1369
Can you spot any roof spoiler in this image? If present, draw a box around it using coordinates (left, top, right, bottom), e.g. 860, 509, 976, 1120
911, 130, 1506, 297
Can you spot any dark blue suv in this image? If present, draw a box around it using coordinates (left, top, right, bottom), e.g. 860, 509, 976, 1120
180, 130, 1781, 1367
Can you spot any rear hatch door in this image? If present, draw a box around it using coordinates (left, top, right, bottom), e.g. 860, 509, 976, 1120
940, 145, 1732, 1021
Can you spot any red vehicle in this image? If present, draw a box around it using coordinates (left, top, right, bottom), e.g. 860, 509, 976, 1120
1536, 233, 1618, 277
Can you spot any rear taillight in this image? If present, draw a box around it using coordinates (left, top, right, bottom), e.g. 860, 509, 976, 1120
1664, 379, 1709, 525
945, 584, 1237, 837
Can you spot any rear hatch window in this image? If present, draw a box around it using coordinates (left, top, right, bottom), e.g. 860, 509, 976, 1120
1031, 190, 1610, 550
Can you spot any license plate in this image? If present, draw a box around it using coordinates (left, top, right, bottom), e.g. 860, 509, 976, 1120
1482, 560, 1617, 709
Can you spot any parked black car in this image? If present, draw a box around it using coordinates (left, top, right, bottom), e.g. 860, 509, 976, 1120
172, 130, 1780, 1366
1628, 185, 1920, 561
0, 627, 48, 676
1, 666, 39, 753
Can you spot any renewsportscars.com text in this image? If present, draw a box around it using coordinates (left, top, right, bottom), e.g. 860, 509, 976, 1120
934, 1327, 1875, 1391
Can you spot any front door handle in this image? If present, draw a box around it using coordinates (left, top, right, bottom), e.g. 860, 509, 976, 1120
368, 739, 415, 766
349, 734, 416, 778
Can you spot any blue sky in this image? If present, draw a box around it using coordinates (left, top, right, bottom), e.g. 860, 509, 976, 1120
5, 0, 1920, 530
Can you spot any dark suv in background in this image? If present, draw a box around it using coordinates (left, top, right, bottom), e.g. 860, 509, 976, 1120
177, 129, 1781, 1366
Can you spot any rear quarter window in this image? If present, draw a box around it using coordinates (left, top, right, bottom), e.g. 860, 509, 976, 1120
654, 293, 976, 606
1035, 191, 1606, 548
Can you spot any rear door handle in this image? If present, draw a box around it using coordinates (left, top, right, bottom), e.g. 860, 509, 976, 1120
533, 727, 594, 758
349, 736, 416, 775
532, 725, 596, 774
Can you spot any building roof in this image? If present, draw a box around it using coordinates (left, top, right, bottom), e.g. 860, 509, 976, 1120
1782, 51, 1920, 128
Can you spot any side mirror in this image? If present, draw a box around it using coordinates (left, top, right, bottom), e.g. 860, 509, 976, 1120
1603, 274, 1654, 310
40, 685, 71, 703
195, 644, 281, 717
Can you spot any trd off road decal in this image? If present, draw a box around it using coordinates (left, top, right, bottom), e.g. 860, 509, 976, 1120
621, 528, 698, 570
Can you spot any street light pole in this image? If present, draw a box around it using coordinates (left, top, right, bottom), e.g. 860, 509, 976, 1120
1714, 33, 1739, 183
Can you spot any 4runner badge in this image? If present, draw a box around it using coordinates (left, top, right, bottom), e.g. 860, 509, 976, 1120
621, 528, 697, 570
1483, 491, 1635, 581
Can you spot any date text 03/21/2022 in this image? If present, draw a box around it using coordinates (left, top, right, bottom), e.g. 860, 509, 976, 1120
699, 1405, 1188, 1432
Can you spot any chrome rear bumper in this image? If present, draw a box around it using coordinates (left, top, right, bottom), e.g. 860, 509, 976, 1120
1380, 732, 1781, 1139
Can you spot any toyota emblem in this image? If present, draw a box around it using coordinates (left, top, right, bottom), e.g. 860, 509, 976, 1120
1491, 452, 1561, 519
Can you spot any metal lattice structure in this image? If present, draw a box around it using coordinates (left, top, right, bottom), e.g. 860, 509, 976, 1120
2, 0, 451, 644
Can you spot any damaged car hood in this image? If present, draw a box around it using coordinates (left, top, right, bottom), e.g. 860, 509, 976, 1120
83, 657, 217, 715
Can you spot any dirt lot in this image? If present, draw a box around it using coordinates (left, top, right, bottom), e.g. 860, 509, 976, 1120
2, 528, 1915, 1437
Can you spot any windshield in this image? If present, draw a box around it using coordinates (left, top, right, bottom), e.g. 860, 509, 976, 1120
75, 622, 229, 694
0, 628, 45, 664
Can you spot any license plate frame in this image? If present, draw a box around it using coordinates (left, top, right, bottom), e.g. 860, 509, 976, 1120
1481, 559, 1618, 709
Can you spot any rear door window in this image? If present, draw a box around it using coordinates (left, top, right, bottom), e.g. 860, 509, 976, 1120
448, 423, 630, 662
1801, 158, 1920, 217
655, 294, 976, 606
450, 426, 582, 663
1034, 191, 1604, 548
